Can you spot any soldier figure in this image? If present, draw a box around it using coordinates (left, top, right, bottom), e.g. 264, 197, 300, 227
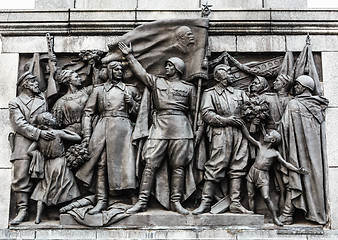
193, 64, 252, 215
118, 42, 196, 215
9, 72, 54, 225
76, 61, 141, 214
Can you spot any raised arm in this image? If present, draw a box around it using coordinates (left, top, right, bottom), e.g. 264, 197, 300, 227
118, 42, 155, 89
276, 152, 308, 174
241, 124, 260, 148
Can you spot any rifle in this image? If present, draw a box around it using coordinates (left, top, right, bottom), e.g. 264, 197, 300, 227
46, 33, 58, 98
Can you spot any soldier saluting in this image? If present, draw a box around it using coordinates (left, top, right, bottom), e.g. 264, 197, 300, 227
118, 42, 196, 215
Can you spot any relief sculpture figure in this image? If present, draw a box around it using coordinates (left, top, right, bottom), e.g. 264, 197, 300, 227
8, 72, 54, 225
51, 70, 93, 137
240, 125, 308, 226
278, 75, 329, 225
118, 42, 196, 215
29, 112, 81, 224
76, 61, 141, 214
193, 64, 252, 215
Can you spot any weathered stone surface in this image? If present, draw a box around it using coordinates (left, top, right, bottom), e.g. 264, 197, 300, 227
35, 229, 96, 239
75, 0, 137, 9
329, 168, 338, 229
211, 0, 262, 9
70, 10, 135, 21
264, 0, 307, 9
54, 36, 107, 52
61, 211, 264, 227
322, 52, 338, 107
1, 36, 110, 53
0, 229, 35, 240
326, 108, 338, 168
137, 0, 199, 10
209, 10, 270, 21
0, 110, 12, 169
0, 10, 68, 22
237, 36, 286, 52
286, 35, 338, 52
209, 36, 237, 52
136, 10, 200, 20
237, 229, 308, 240
35, 0, 74, 9
0, 53, 18, 108
0, 169, 11, 228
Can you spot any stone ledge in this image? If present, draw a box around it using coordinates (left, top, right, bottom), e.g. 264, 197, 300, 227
1, 10, 338, 36
2, 227, 334, 240
60, 211, 264, 228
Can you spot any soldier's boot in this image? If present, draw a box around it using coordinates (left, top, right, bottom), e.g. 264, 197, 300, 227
88, 163, 107, 215
229, 178, 254, 214
192, 181, 215, 215
35, 201, 44, 224
126, 168, 154, 214
170, 168, 189, 215
278, 189, 294, 225
10, 192, 29, 225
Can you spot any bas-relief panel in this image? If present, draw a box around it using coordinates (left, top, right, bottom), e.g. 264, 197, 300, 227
7, 17, 329, 229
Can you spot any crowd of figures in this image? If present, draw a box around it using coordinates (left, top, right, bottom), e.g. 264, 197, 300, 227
9, 37, 329, 227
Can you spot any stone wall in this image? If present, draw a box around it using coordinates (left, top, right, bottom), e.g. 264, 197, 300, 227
34, 0, 307, 10
0, 6, 338, 239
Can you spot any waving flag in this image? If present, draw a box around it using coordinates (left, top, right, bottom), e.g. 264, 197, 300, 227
102, 18, 209, 82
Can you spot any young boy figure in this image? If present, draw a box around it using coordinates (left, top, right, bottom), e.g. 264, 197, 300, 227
241, 126, 308, 226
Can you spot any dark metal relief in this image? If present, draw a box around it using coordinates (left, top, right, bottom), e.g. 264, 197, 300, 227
8, 13, 329, 228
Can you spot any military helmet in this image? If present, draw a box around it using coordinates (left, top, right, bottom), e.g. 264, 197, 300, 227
295, 75, 314, 91
166, 57, 185, 75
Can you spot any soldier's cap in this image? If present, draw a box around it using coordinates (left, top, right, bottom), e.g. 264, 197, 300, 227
17, 71, 37, 86
213, 64, 231, 75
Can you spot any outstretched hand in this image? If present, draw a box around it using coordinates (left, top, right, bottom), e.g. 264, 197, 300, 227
298, 167, 309, 175
118, 42, 132, 55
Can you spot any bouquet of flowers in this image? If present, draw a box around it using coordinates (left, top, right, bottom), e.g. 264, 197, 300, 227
240, 97, 270, 133
65, 143, 90, 171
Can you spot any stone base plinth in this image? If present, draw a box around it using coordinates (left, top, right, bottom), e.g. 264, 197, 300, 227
60, 209, 264, 228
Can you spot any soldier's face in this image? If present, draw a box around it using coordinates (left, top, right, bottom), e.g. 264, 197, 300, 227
215, 69, 229, 86
24, 77, 41, 94
294, 82, 305, 95
273, 77, 285, 91
165, 62, 176, 77
112, 65, 123, 80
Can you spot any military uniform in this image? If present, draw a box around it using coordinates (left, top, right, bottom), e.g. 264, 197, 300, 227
201, 84, 249, 181
76, 81, 141, 194
126, 54, 196, 210
199, 84, 252, 213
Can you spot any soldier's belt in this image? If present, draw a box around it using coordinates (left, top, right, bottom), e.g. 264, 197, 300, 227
156, 110, 186, 116
100, 111, 129, 118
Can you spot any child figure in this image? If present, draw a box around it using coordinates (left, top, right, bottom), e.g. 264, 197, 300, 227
241, 125, 308, 226
28, 112, 81, 224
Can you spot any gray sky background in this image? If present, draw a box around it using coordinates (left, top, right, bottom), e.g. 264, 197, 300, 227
0, 0, 338, 9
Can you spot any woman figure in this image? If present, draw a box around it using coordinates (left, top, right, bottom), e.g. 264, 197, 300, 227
52, 70, 93, 137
